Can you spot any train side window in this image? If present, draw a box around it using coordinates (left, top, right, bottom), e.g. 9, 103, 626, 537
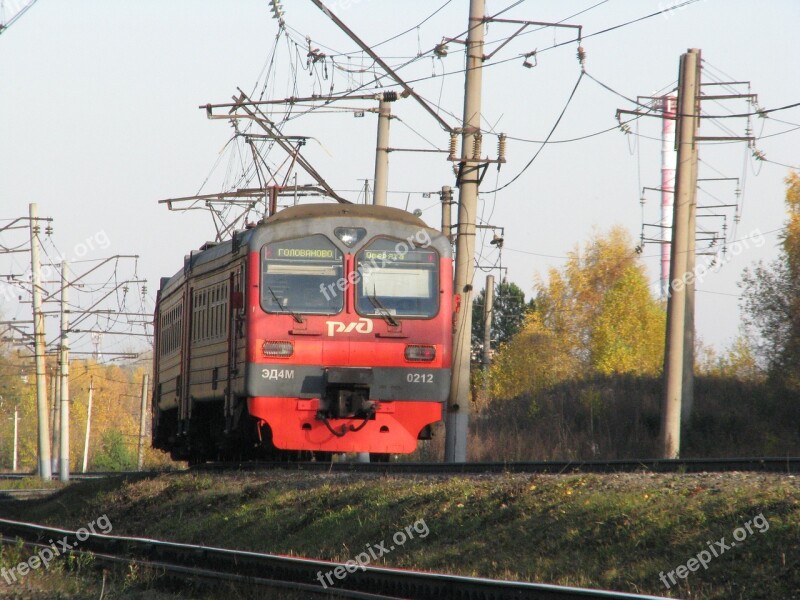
261, 235, 344, 315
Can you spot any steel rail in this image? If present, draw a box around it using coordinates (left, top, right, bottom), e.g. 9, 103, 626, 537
192, 456, 800, 475
0, 518, 669, 600
0, 488, 57, 501
0, 535, 400, 599
2, 457, 798, 484
0, 470, 178, 481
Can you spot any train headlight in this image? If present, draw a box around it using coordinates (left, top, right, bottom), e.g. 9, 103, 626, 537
404, 344, 436, 362
334, 227, 366, 248
262, 340, 294, 358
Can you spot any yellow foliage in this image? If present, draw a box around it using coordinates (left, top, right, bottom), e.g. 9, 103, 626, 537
488, 311, 578, 399
0, 356, 152, 472
488, 226, 665, 400
783, 171, 800, 270
590, 265, 665, 375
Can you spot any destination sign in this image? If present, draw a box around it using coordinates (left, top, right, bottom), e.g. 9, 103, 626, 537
264, 235, 342, 262
276, 248, 335, 259
362, 249, 436, 263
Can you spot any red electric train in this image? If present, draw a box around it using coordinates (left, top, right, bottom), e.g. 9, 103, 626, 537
152, 203, 453, 462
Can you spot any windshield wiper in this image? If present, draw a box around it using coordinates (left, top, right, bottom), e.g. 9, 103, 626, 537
367, 289, 399, 327
267, 286, 303, 323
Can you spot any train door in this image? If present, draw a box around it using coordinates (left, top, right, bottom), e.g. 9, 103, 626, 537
179, 284, 193, 436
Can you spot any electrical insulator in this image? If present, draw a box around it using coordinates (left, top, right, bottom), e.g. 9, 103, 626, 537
441, 186, 453, 205
577, 46, 586, 66
448, 133, 458, 161
472, 133, 482, 159
382, 91, 398, 103
270, 0, 285, 25
497, 133, 507, 163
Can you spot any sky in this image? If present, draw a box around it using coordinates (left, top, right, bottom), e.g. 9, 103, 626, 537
1, 0, 798, 360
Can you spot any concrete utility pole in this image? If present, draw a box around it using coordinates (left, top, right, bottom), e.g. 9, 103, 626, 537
482, 275, 495, 369
373, 91, 396, 206
446, 0, 485, 463
59, 261, 70, 482
682, 112, 700, 424
82, 378, 93, 473
29, 203, 51, 480
12, 404, 19, 472
50, 367, 59, 472
661, 48, 700, 459
440, 186, 453, 242
137, 373, 149, 471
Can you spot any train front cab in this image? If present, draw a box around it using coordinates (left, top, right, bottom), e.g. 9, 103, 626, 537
245, 208, 453, 456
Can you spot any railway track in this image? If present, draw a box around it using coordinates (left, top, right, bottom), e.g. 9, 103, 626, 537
0, 518, 669, 600
193, 456, 800, 475
0, 469, 171, 481
1, 457, 797, 487
0, 489, 58, 502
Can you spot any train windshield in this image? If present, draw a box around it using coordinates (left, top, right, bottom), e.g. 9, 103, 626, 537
356, 238, 439, 319
261, 235, 344, 315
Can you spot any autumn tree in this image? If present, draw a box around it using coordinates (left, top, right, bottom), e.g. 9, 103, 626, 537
590, 265, 665, 375
697, 334, 763, 381
488, 311, 578, 399
740, 172, 800, 387
488, 226, 665, 399
471, 280, 534, 356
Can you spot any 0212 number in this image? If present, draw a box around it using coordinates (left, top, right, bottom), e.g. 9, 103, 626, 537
406, 373, 433, 384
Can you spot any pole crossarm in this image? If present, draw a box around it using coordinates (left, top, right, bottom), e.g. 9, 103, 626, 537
309, 0, 455, 134
479, 18, 582, 61
225, 89, 349, 204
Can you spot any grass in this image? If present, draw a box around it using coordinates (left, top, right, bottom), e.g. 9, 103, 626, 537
2, 470, 799, 598
0, 476, 62, 491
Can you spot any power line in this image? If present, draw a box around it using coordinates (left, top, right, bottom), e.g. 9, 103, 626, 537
483, 69, 585, 194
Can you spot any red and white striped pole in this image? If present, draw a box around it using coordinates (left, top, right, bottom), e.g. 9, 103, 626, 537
661, 95, 677, 300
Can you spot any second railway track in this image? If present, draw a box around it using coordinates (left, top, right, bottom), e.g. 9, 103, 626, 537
192, 456, 800, 475
0, 518, 670, 600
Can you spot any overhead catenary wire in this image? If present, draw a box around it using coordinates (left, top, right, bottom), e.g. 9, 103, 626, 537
483, 69, 585, 194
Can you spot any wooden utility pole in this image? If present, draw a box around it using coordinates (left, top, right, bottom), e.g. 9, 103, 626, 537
446, 0, 485, 463
82, 378, 93, 473
137, 374, 149, 470
59, 261, 70, 482
29, 202, 51, 480
661, 48, 700, 459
